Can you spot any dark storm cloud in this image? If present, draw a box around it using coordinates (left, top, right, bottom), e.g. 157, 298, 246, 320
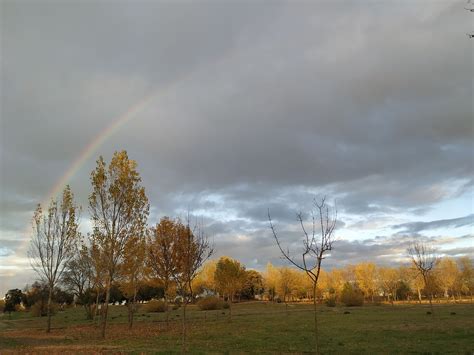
392, 214, 474, 233
1, 1, 472, 294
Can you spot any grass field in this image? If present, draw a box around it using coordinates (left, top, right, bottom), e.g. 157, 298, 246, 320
1, 302, 473, 353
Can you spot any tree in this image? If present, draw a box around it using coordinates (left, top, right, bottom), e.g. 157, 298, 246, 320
120, 233, 146, 329
241, 269, 264, 300
355, 262, 378, 302
89, 151, 149, 338
4, 289, 23, 316
277, 267, 299, 303
89, 239, 107, 322
62, 241, 95, 319
172, 216, 213, 351
28, 185, 80, 332
378, 267, 399, 304
407, 241, 438, 313
264, 262, 280, 301
136, 284, 164, 302
192, 259, 217, 295
436, 257, 459, 301
458, 257, 474, 301
214, 256, 246, 321
269, 197, 337, 354
326, 268, 346, 300
147, 217, 179, 329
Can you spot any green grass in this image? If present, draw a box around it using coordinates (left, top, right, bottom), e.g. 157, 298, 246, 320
1, 302, 473, 353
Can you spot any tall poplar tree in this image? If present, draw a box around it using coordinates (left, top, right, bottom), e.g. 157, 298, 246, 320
89, 150, 149, 338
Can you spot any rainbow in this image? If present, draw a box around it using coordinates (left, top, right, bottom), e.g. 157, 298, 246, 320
44, 92, 157, 209
12, 85, 170, 272
19, 89, 161, 246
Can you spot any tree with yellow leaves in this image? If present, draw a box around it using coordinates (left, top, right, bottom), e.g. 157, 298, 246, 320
277, 267, 297, 303
214, 256, 246, 321
378, 267, 399, 304
120, 233, 146, 329
89, 151, 149, 338
172, 217, 213, 351
28, 185, 80, 333
192, 259, 217, 295
327, 268, 346, 299
264, 262, 280, 301
436, 257, 459, 301
147, 217, 180, 329
355, 262, 378, 302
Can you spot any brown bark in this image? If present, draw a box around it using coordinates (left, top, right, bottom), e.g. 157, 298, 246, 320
312, 283, 320, 355
101, 282, 111, 338
46, 286, 53, 333
182, 301, 187, 352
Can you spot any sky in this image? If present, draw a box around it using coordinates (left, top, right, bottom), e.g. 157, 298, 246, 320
0, 0, 473, 296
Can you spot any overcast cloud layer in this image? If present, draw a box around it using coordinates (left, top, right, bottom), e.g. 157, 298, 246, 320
1, 1, 473, 295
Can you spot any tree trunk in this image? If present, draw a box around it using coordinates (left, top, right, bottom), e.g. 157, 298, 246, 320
94, 288, 100, 322
101, 282, 111, 338
417, 288, 422, 304
164, 282, 170, 330
164, 291, 169, 330
423, 274, 434, 314
128, 288, 138, 329
84, 304, 93, 320
46, 285, 53, 333
312, 283, 320, 355
182, 300, 187, 352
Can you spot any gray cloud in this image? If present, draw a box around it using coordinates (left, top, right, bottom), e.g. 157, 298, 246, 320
1, 1, 472, 294
392, 214, 474, 233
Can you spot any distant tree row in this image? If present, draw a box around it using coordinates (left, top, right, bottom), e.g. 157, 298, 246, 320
261, 257, 473, 305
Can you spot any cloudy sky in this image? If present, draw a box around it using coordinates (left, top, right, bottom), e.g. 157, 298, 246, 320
1, 0, 473, 295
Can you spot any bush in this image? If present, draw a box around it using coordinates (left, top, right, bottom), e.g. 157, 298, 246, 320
325, 296, 337, 307
144, 300, 167, 313
341, 283, 364, 307
0, 300, 4, 313
222, 302, 230, 309
30, 301, 58, 317
197, 296, 224, 311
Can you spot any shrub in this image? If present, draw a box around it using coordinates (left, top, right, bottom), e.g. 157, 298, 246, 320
341, 283, 364, 307
30, 301, 58, 317
197, 296, 224, 311
325, 296, 337, 307
222, 302, 230, 309
0, 300, 5, 313
144, 300, 167, 313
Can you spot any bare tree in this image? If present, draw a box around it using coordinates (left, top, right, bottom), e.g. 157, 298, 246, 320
28, 185, 80, 333
173, 215, 213, 352
407, 241, 439, 314
269, 197, 337, 354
